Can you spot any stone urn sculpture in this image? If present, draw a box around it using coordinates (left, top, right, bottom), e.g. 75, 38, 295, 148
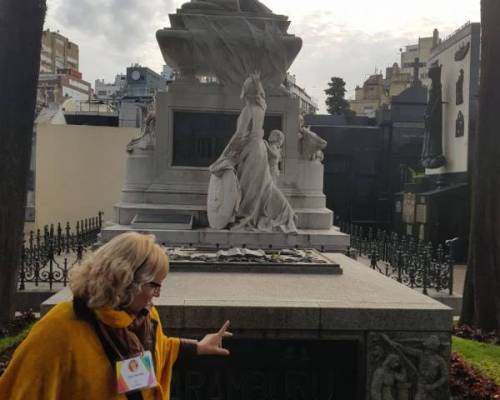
156, 0, 302, 88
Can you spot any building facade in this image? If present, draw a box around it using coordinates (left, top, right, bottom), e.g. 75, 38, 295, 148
350, 74, 389, 118
95, 74, 127, 100
38, 71, 91, 104
40, 30, 79, 74
119, 65, 167, 128
125, 65, 166, 98
393, 22, 480, 258
38, 30, 91, 105
426, 22, 480, 178
285, 73, 318, 115
400, 30, 440, 88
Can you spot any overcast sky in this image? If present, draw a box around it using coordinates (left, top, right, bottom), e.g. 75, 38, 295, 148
44, 0, 480, 112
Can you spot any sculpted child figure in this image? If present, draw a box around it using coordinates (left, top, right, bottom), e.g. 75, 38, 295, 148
266, 129, 285, 183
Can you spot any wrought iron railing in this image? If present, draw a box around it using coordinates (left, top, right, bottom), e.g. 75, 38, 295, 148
339, 222, 456, 295
18, 212, 103, 291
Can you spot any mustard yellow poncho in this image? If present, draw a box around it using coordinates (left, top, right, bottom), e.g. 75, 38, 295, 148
0, 301, 180, 400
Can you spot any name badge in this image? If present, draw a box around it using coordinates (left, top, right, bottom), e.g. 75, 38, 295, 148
116, 351, 158, 394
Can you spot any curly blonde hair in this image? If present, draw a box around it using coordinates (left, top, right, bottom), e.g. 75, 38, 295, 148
70, 232, 168, 309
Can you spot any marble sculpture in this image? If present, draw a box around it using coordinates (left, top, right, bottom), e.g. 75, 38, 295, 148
298, 114, 327, 161
156, 0, 302, 87
207, 74, 298, 232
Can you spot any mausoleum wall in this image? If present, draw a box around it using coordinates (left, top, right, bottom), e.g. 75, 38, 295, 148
34, 124, 138, 228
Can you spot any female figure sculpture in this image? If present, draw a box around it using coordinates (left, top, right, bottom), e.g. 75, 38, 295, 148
207, 74, 297, 232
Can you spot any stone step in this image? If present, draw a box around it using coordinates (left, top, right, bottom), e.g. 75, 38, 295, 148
101, 224, 350, 252
115, 203, 333, 230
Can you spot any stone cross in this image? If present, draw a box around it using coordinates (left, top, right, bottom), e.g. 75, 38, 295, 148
411, 57, 421, 86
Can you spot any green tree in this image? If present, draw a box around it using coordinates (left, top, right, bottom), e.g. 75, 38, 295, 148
460, 0, 500, 332
324, 77, 351, 115
0, 0, 47, 325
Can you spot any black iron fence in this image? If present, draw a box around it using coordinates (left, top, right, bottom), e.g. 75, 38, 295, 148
339, 222, 456, 295
18, 212, 103, 291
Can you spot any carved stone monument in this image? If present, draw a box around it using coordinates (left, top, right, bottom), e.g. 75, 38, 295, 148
45, 5, 453, 398
46, 0, 452, 400
207, 74, 297, 232
103, 0, 343, 250
43, 253, 452, 400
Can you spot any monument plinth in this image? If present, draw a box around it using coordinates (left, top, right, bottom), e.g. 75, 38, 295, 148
43, 253, 452, 399
104, 79, 339, 247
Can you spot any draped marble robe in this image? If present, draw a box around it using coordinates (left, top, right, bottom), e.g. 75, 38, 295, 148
208, 76, 297, 232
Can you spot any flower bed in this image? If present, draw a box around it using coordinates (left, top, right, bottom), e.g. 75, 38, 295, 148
0, 312, 37, 377
454, 325, 500, 346
0, 311, 36, 339
450, 352, 500, 399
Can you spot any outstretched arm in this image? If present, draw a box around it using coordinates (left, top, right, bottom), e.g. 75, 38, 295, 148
181, 320, 233, 356
381, 334, 421, 357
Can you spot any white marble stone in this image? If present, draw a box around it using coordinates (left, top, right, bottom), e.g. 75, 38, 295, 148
207, 75, 297, 233
111, 5, 337, 241
101, 225, 350, 251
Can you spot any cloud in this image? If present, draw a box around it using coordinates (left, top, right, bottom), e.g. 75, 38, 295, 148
288, 11, 466, 112
54, 0, 173, 53
45, 0, 177, 82
43, 0, 478, 113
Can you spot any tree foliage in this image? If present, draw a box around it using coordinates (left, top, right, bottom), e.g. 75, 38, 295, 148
324, 77, 351, 115
460, 0, 500, 332
0, 1, 46, 325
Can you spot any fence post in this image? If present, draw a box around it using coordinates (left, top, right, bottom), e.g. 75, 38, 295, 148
28, 230, 34, 265
19, 233, 26, 291
43, 225, 49, 247
445, 238, 458, 295
36, 229, 41, 266
422, 243, 430, 296
76, 238, 84, 261
63, 258, 68, 287
56, 222, 62, 255
65, 222, 71, 253
397, 248, 403, 283
448, 257, 454, 295
48, 237, 54, 291
435, 244, 444, 292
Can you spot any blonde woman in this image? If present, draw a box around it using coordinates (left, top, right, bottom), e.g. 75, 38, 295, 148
0, 232, 231, 400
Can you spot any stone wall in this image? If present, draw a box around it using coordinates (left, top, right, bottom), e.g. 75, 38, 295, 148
34, 123, 138, 228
